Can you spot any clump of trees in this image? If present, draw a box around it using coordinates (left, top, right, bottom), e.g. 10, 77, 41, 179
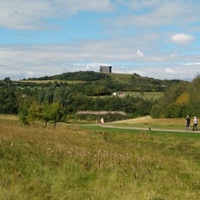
27, 71, 108, 81
151, 74, 200, 118
19, 101, 64, 126
17, 88, 153, 125
131, 73, 181, 92
0, 77, 18, 114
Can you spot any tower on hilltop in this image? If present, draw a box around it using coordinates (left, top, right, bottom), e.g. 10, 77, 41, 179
99, 66, 112, 73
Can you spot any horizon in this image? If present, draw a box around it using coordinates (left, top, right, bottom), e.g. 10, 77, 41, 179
0, 0, 200, 81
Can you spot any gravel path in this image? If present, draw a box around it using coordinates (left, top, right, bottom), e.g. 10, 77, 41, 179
91, 124, 200, 133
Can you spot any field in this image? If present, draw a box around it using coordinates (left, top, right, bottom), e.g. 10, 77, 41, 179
126, 92, 164, 99
109, 73, 132, 84
0, 115, 200, 199
18, 80, 86, 84
111, 116, 185, 130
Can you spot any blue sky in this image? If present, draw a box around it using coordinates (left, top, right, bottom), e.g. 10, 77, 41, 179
0, 0, 200, 80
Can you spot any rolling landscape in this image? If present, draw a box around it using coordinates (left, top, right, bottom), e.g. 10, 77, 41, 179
1, 1, 200, 199
0, 71, 200, 199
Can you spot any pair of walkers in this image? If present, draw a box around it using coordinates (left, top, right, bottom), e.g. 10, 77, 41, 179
185, 115, 198, 131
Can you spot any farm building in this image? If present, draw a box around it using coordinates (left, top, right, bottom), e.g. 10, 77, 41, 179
100, 66, 112, 73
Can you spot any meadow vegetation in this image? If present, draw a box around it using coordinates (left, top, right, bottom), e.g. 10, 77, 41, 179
0, 115, 200, 200
111, 116, 185, 130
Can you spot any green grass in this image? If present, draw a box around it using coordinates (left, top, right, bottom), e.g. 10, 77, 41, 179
110, 116, 190, 130
109, 73, 132, 83
0, 115, 200, 199
81, 123, 200, 138
90, 91, 163, 100
128, 91, 164, 99
109, 122, 183, 130
18, 80, 86, 84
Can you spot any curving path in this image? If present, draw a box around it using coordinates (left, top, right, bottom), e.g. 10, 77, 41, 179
90, 123, 200, 133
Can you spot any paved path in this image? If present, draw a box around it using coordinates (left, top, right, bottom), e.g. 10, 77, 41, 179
89, 123, 200, 134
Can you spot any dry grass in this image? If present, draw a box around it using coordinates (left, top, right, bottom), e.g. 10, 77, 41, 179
0, 114, 19, 120
111, 115, 186, 130
0, 115, 200, 200
112, 116, 183, 125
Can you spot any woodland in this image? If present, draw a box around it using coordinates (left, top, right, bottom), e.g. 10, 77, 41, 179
0, 71, 199, 125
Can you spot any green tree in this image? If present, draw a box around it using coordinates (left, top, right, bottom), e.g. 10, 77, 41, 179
150, 82, 190, 118
19, 100, 29, 125
0, 87, 18, 114
3, 77, 12, 86
28, 102, 41, 124
187, 74, 200, 116
49, 103, 64, 127
40, 103, 52, 127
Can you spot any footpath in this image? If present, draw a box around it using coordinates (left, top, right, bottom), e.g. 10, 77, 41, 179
93, 124, 200, 134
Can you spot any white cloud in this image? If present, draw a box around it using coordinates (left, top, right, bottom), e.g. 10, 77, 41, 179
3, 0, 199, 31
86, 62, 111, 68
0, 0, 113, 30
127, 0, 160, 10
0, 1, 200, 81
114, 1, 200, 27
0, 1, 54, 29
128, 65, 199, 80
165, 68, 176, 74
170, 33, 195, 45
184, 63, 200, 66
135, 49, 144, 58
170, 52, 178, 59
54, 0, 113, 16
0, 42, 199, 80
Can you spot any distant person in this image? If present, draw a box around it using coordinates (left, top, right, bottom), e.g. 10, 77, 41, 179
185, 115, 190, 131
100, 118, 104, 124
192, 117, 198, 131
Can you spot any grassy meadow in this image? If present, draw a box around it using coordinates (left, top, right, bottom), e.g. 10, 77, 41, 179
126, 92, 164, 100
111, 116, 188, 130
18, 80, 86, 84
109, 73, 132, 84
0, 115, 200, 199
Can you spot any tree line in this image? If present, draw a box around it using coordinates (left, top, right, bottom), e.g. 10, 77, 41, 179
151, 74, 200, 118
1, 72, 197, 125
0, 76, 153, 125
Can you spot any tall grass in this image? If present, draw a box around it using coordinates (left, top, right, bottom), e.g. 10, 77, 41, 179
111, 116, 188, 130
0, 115, 200, 199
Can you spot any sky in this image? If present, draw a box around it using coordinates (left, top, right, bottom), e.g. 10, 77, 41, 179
0, 0, 200, 81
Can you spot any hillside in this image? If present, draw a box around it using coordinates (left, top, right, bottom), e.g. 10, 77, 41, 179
24, 71, 185, 92
1, 73, 196, 122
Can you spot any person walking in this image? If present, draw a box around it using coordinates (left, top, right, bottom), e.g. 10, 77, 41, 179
185, 115, 190, 131
192, 116, 198, 131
